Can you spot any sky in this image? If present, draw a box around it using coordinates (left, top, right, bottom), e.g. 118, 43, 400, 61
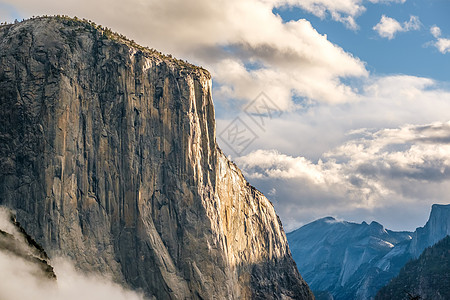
1, 0, 449, 232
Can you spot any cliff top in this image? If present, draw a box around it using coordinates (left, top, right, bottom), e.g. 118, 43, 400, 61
0, 15, 210, 78
431, 203, 450, 212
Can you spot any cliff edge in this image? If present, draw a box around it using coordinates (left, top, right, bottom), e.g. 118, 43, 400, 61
0, 16, 313, 299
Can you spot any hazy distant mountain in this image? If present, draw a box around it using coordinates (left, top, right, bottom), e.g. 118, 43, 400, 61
287, 217, 412, 300
287, 204, 450, 300
376, 235, 450, 300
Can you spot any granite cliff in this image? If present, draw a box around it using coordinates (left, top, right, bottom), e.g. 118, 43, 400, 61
407, 204, 450, 257
0, 16, 313, 300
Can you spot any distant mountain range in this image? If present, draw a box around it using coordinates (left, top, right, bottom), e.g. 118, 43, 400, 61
376, 235, 450, 300
287, 204, 450, 300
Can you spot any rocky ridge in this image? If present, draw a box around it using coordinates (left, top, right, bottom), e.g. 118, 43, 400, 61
0, 16, 313, 299
287, 217, 413, 300
287, 204, 450, 300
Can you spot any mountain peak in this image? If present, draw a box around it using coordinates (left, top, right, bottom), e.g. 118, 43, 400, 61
286, 216, 414, 300
370, 220, 382, 226
369, 220, 384, 229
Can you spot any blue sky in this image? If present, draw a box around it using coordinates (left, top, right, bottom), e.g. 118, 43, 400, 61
1, 0, 450, 232
275, 0, 450, 81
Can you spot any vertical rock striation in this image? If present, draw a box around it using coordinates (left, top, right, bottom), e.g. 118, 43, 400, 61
407, 204, 450, 257
0, 17, 313, 299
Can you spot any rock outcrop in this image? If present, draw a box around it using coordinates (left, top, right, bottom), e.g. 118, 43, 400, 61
0, 16, 313, 299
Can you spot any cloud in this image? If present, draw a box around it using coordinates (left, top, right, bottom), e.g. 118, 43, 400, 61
430, 25, 441, 39
403, 15, 421, 31
373, 15, 420, 39
0, 207, 146, 300
218, 74, 450, 159
275, 0, 407, 30
429, 26, 450, 54
2, 0, 368, 110
0, 255, 147, 300
368, 0, 406, 3
235, 120, 450, 231
221, 74, 450, 231
274, 0, 366, 30
434, 39, 450, 54
373, 15, 403, 39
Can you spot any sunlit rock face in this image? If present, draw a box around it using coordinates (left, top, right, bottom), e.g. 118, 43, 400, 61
0, 17, 313, 300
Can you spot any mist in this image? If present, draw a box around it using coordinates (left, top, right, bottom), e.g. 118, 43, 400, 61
0, 207, 146, 300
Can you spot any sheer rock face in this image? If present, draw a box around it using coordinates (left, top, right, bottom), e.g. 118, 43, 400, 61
408, 204, 450, 257
0, 17, 313, 300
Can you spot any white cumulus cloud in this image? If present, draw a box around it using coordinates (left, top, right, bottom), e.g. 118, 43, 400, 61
235, 121, 450, 231
368, 0, 406, 3
429, 25, 450, 54
430, 25, 441, 38
373, 15, 420, 39
373, 15, 403, 39
275, 0, 365, 30
275, 0, 407, 30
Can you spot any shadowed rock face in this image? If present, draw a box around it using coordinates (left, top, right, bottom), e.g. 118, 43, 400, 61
408, 204, 450, 257
0, 17, 313, 300
287, 204, 450, 300
288, 218, 413, 300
